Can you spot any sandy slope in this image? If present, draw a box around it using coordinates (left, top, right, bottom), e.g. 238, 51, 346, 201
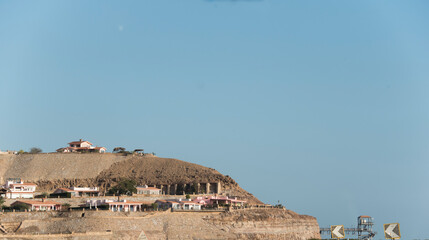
1, 153, 260, 203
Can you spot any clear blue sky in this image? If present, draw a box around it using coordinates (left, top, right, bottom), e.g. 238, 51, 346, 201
1, 1, 428, 239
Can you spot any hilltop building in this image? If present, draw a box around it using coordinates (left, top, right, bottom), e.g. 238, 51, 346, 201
0, 178, 37, 199
56, 139, 106, 153
0, 149, 16, 154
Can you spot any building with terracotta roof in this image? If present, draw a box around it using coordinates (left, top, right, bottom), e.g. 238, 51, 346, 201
1, 178, 37, 199
56, 139, 106, 153
136, 185, 161, 195
11, 199, 62, 211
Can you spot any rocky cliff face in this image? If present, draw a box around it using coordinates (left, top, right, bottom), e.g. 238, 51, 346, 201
1, 209, 320, 240
208, 209, 320, 239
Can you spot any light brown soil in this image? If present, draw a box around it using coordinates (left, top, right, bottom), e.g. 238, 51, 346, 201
0, 153, 261, 203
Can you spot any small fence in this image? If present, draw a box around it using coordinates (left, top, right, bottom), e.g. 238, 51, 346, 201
171, 209, 225, 213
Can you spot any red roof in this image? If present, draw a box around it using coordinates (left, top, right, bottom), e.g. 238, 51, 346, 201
68, 140, 93, 145
71, 147, 94, 150
62, 147, 106, 151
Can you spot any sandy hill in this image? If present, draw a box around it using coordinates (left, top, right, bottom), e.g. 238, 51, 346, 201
0, 153, 260, 203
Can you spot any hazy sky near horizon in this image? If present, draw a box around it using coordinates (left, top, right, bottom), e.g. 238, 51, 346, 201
1, 1, 429, 238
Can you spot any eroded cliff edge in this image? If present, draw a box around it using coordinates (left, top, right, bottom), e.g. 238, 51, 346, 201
1, 209, 320, 240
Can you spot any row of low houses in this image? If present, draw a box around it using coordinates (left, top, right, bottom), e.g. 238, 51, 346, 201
4, 195, 247, 213
84, 199, 152, 212
51, 185, 161, 197
0, 178, 162, 199
6, 199, 148, 212
0, 178, 103, 199
154, 196, 246, 211
82, 196, 246, 212
1, 179, 246, 211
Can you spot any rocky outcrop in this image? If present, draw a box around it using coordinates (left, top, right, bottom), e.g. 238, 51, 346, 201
208, 209, 320, 239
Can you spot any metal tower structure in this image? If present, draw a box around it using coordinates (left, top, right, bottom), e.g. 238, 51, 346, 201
357, 216, 375, 239
320, 215, 376, 240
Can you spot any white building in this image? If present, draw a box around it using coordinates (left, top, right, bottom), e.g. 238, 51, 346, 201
85, 199, 147, 212
0, 149, 15, 154
53, 187, 100, 197
1, 178, 37, 199
56, 139, 106, 153
70, 187, 100, 196
156, 199, 202, 210
11, 200, 62, 211
136, 185, 161, 195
